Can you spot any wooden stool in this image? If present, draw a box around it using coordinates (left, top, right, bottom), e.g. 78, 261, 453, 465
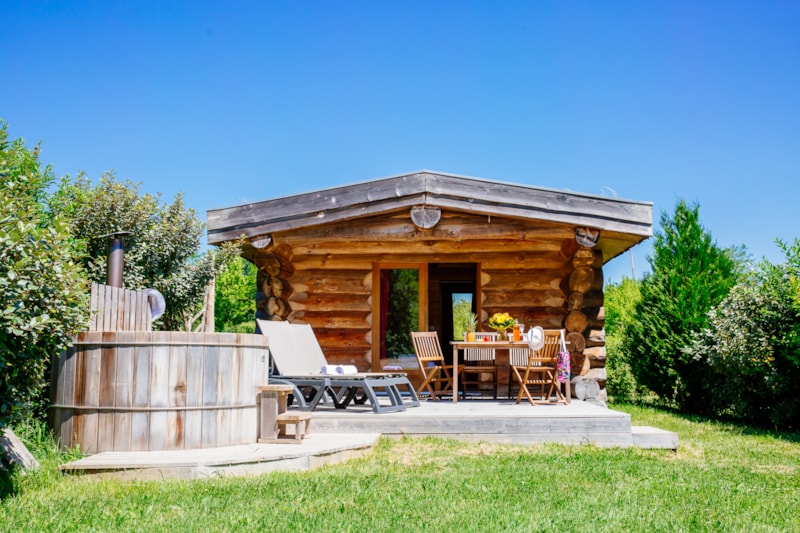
276, 412, 312, 443
258, 384, 295, 444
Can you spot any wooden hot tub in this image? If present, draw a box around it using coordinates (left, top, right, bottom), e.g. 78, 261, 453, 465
50, 331, 270, 453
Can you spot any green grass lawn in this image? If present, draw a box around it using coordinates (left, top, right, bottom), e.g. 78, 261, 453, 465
2, 405, 798, 532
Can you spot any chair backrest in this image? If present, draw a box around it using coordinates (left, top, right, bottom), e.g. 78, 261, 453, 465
257, 319, 329, 375
514, 329, 566, 367
411, 331, 445, 367
529, 329, 565, 364
542, 329, 563, 356
465, 331, 497, 362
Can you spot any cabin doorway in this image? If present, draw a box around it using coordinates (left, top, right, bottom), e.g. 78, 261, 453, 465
372, 262, 477, 375
429, 263, 479, 362
373, 263, 428, 372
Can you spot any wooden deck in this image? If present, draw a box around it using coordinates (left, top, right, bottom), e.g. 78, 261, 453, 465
60, 400, 676, 481
308, 399, 677, 448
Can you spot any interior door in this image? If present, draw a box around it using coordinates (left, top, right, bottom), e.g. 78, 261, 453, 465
441, 281, 476, 344
429, 263, 479, 363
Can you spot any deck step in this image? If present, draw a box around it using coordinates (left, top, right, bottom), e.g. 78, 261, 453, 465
60, 433, 380, 480
631, 426, 679, 449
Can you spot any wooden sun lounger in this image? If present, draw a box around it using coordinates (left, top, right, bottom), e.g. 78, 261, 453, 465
257, 320, 419, 414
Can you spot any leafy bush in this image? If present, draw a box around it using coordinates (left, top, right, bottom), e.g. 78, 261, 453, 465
623, 200, 743, 411
215, 256, 257, 332
48, 173, 240, 331
604, 277, 641, 403
0, 123, 89, 430
686, 239, 800, 429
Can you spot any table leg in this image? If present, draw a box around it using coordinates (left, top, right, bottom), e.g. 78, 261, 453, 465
452, 345, 459, 403
494, 349, 510, 399
277, 391, 289, 414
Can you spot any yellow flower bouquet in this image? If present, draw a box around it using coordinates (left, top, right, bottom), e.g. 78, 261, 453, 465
488, 312, 516, 339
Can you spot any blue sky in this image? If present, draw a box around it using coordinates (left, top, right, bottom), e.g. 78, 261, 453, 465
3, 1, 798, 283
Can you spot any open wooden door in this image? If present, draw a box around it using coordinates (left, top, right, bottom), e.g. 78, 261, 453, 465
372, 263, 428, 373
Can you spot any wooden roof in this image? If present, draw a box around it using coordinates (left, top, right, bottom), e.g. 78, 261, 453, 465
207, 170, 652, 263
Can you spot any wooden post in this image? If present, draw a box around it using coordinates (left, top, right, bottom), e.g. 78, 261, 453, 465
204, 279, 215, 332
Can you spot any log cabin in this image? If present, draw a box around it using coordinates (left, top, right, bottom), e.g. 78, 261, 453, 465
207, 171, 652, 398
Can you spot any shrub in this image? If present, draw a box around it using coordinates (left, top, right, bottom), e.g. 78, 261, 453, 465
0, 123, 89, 430
604, 277, 641, 403
48, 173, 240, 331
215, 256, 257, 332
687, 240, 800, 429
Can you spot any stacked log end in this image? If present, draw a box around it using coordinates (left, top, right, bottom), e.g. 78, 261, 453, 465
254, 249, 294, 323
562, 240, 607, 404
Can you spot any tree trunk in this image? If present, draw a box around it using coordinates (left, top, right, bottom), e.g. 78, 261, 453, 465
205, 278, 215, 332
261, 275, 285, 297
569, 351, 591, 376
572, 247, 596, 267
267, 296, 289, 317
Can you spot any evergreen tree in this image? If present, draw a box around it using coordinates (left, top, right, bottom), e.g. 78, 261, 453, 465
623, 200, 743, 410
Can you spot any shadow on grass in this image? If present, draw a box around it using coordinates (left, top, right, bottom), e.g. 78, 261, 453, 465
615, 400, 800, 444
675, 411, 800, 443
0, 464, 19, 499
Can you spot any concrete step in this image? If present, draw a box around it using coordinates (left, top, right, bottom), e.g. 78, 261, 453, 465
631, 425, 679, 449
60, 433, 381, 480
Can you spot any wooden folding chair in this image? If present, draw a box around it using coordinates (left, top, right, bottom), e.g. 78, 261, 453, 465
510, 329, 568, 405
462, 331, 498, 399
507, 342, 531, 400
411, 331, 464, 400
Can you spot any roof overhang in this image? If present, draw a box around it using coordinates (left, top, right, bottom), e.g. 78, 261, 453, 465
207, 170, 653, 262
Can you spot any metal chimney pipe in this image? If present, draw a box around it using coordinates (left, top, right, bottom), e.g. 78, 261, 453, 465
99, 231, 133, 288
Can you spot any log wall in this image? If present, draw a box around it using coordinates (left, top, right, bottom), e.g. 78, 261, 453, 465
249, 210, 607, 395
561, 245, 605, 383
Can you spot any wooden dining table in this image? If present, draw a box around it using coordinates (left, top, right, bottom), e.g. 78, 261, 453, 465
450, 340, 571, 403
